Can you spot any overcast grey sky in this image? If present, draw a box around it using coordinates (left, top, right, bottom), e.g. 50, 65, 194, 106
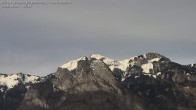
0, 0, 196, 76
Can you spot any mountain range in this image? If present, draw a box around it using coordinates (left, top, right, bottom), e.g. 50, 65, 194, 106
0, 52, 196, 110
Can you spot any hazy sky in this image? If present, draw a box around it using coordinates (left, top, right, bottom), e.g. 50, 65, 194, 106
0, 0, 196, 76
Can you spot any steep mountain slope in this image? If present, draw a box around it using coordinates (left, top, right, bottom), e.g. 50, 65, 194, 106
0, 52, 196, 110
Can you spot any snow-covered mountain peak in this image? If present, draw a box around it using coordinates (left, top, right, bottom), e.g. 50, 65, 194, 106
0, 73, 40, 90
90, 53, 163, 72
90, 53, 114, 61
90, 53, 122, 70
1, 52, 196, 110
60, 56, 88, 71
59, 53, 170, 73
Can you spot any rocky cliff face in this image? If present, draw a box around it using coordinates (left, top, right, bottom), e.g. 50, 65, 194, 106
0, 52, 196, 110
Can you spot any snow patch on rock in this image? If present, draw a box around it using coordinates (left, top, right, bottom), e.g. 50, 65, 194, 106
24, 75, 39, 83
91, 53, 130, 71
118, 59, 131, 71
152, 75, 157, 78
141, 58, 160, 73
149, 58, 160, 62
141, 63, 153, 73
157, 72, 161, 76
91, 54, 118, 70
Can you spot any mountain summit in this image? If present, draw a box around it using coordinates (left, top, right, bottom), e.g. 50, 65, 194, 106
0, 52, 196, 110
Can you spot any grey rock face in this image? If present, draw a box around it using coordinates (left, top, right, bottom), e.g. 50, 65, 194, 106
0, 52, 196, 110
17, 58, 125, 110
